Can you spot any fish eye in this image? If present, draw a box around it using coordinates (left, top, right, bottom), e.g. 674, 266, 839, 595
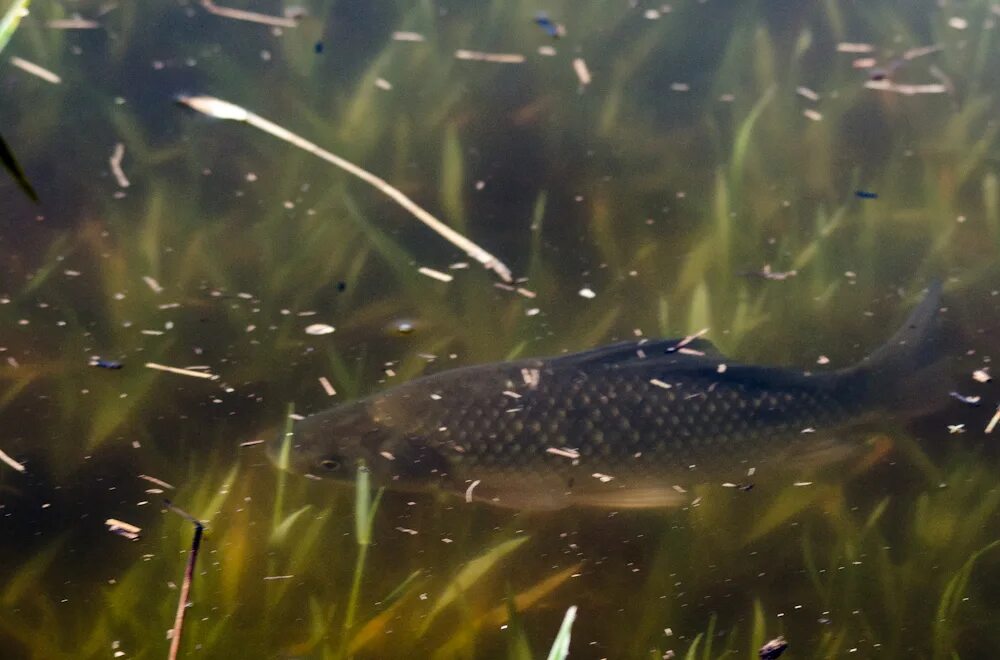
320, 459, 341, 471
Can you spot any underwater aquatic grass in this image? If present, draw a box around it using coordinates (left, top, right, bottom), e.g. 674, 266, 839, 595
2, 0, 1000, 657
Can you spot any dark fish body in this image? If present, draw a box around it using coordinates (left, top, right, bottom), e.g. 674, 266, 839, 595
282, 284, 944, 510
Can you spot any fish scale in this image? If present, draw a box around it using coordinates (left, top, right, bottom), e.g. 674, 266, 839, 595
279, 282, 945, 510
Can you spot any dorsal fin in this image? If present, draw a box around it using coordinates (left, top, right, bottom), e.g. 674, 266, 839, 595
546, 337, 728, 369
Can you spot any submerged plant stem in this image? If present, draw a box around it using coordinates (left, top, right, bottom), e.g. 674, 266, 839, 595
166, 503, 206, 660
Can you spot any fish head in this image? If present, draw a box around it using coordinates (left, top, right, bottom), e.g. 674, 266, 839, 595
273, 399, 450, 488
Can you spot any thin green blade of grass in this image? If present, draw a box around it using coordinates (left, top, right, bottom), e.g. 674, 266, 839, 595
683, 632, 703, 660
749, 599, 765, 660
271, 404, 296, 533
340, 462, 384, 655
269, 504, 312, 545
545, 605, 577, 660
420, 535, 530, 634
0, 0, 30, 54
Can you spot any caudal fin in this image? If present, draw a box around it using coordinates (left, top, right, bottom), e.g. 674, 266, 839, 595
860, 280, 948, 412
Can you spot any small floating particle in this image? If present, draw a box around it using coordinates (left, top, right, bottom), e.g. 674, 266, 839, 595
948, 424, 966, 434
318, 376, 336, 396
262, 575, 295, 581
837, 42, 874, 53
239, 439, 265, 447
374, 78, 392, 90
547, 447, 580, 459
817, 356, 830, 365
644, 9, 661, 19
142, 276, 163, 293
465, 479, 481, 503
110, 143, 130, 188
455, 49, 525, 64
855, 190, 879, 199
46, 17, 101, 29
803, 108, 823, 121
717, 364, 727, 374
948, 16, 968, 30
105, 518, 141, 541
852, 57, 877, 69
91, 358, 124, 370
396, 527, 419, 535
949, 391, 981, 405
650, 378, 672, 389
572, 58, 592, 86
793, 481, 814, 487
537, 45, 557, 56
392, 31, 425, 42
534, 13, 565, 38
578, 287, 596, 299
592, 473, 614, 483
670, 82, 690, 92
304, 323, 336, 336
795, 86, 820, 101
418, 266, 454, 282
864, 80, 948, 95
973, 368, 991, 383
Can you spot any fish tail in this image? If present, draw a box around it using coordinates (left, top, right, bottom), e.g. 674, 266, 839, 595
850, 280, 948, 413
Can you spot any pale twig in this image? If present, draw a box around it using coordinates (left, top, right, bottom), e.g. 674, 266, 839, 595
175, 95, 512, 282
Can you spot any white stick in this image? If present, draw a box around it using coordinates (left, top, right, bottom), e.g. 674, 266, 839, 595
9, 56, 61, 84
200, 0, 297, 27
145, 362, 218, 379
176, 96, 512, 282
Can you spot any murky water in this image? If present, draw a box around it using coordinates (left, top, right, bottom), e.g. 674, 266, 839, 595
2, 0, 1000, 658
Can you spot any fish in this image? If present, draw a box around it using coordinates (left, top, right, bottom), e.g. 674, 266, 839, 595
274, 283, 945, 510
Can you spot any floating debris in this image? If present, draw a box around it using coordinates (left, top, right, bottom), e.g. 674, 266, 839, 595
986, 406, 1000, 434
139, 474, 175, 490
110, 143, 130, 188
90, 358, 124, 370
392, 31, 425, 42
547, 447, 580, 460
454, 49, 525, 64
973, 368, 991, 383
304, 323, 336, 335
142, 275, 162, 293
795, 86, 820, 101
950, 391, 981, 405
176, 95, 512, 282
9, 56, 61, 84
855, 190, 879, 199
948, 16, 968, 30
418, 266, 454, 283
650, 378, 672, 389
837, 42, 874, 53
572, 58, 592, 86
105, 518, 141, 541
262, 574, 294, 581
948, 424, 966, 434
538, 45, 557, 56
374, 78, 392, 90
759, 636, 788, 660
239, 439, 265, 447
318, 376, 336, 396
745, 264, 798, 281
803, 108, 823, 121
578, 287, 596, 299
864, 80, 948, 95
46, 17, 101, 29
534, 12, 565, 38
465, 479, 481, 503
903, 44, 944, 61
0, 447, 25, 473
592, 473, 614, 483
200, 0, 298, 27
145, 362, 218, 379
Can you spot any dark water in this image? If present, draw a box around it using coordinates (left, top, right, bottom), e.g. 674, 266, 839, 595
2, 0, 1000, 658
